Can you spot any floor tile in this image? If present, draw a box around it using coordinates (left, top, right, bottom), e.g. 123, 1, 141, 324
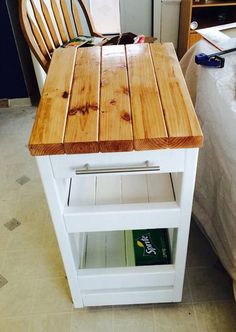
29, 313, 71, 332
35, 247, 65, 279
0, 278, 34, 317
113, 305, 154, 332
194, 301, 236, 332
187, 220, 218, 268
1, 248, 42, 282
0, 316, 30, 332
0, 226, 11, 251
4, 218, 21, 231
182, 274, 193, 304
31, 277, 73, 314
5, 218, 46, 251
188, 267, 234, 302
153, 303, 198, 332
71, 308, 112, 332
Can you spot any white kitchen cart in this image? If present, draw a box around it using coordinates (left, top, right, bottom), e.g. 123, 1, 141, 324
29, 44, 203, 308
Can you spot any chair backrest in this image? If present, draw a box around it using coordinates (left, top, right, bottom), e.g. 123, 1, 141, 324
19, 0, 102, 72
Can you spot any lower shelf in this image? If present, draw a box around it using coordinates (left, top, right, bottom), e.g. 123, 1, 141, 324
70, 229, 176, 298
78, 229, 171, 269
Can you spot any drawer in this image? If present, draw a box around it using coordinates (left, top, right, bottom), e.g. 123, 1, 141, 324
50, 149, 186, 178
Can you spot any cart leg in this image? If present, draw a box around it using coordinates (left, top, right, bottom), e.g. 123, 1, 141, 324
36, 156, 83, 308
172, 148, 199, 301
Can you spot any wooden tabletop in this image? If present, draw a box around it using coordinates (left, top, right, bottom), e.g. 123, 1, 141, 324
29, 43, 203, 156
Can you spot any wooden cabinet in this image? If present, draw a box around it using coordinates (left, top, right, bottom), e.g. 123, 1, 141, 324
178, 0, 236, 58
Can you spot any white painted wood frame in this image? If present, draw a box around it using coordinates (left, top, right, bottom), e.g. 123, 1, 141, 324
36, 148, 199, 307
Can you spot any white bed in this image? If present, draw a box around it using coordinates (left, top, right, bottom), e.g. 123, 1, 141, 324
180, 40, 236, 300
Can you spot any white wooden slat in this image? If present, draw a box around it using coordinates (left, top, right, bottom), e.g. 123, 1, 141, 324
147, 173, 174, 203
82, 287, 174, 307
106, 231, 126, 267
69, 176, 96, 206
69, 173, 174, 207
121, 174, 148, 204
95, 176, 121, 205
85, 232, 106, 268
64, 202, 181, 233
84, 231, 126, 268
78, 265, 175, 291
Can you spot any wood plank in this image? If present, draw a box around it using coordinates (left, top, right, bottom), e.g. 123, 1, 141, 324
29, 47, 77, 155
40, 0, 60, 48
30, 0, 54, 52
60, 0, 76, 39
150, 43, 203, 149
28, 14, 51, 62
126, 44, 168, 151
64, 47, 100, 154
71, 0, 84, 35
99, 45, 133, 152
51, 0, 68, 43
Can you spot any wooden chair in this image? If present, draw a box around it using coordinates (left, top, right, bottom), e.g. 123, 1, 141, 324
19, 0, 103, 91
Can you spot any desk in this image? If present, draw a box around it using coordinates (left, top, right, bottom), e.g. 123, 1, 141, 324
29, 43, 203, 307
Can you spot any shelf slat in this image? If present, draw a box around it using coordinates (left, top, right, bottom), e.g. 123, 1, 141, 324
82, 287, 174, 306
78, 265, 175, 290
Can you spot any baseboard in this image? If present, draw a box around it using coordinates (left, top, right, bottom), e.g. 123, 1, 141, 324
0, 98, 31, 108
0, 99, 8, 108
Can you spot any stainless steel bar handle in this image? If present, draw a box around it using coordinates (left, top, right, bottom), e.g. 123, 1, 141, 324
75, 161, 160, 175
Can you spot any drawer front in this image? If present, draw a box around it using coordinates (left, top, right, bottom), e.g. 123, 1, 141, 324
50, 149, 185, 178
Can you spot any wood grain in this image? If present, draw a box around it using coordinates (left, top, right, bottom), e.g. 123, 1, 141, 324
60, 0, 76, 39
150, 43, 203, 148
99, 45, 133, 152
64, 47, 101, 154
30, 0, 54, 52
40, 0, 60, 48
29, 44, 203, 155
28, 14, 51, 62
51, 0, 68, 43
72, 0, 84, 35
126, 44, 168, 150
29, 47, 77, 155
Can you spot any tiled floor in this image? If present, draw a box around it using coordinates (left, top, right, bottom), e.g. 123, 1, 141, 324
0, 106, 236, 332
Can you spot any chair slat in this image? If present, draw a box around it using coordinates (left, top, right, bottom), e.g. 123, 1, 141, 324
30, 0, 54, 52
51, 0, 68, 43
40, 0, 60, 47
60, 0, 76, 40
19, 0, 49, 72
28, 13, 51, 62
71, 0, 83, 35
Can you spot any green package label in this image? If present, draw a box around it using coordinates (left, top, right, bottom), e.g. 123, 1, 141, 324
132, 229, 171, 266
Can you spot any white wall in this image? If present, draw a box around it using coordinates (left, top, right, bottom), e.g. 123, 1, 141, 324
119, 0, 153, 36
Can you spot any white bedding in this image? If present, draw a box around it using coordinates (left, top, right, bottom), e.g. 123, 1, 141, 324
180, 40, 236, 299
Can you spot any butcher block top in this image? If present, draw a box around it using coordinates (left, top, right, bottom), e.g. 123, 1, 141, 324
29, 43, 203, 156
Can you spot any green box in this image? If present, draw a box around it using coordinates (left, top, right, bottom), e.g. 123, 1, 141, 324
132, 229, 171, 266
